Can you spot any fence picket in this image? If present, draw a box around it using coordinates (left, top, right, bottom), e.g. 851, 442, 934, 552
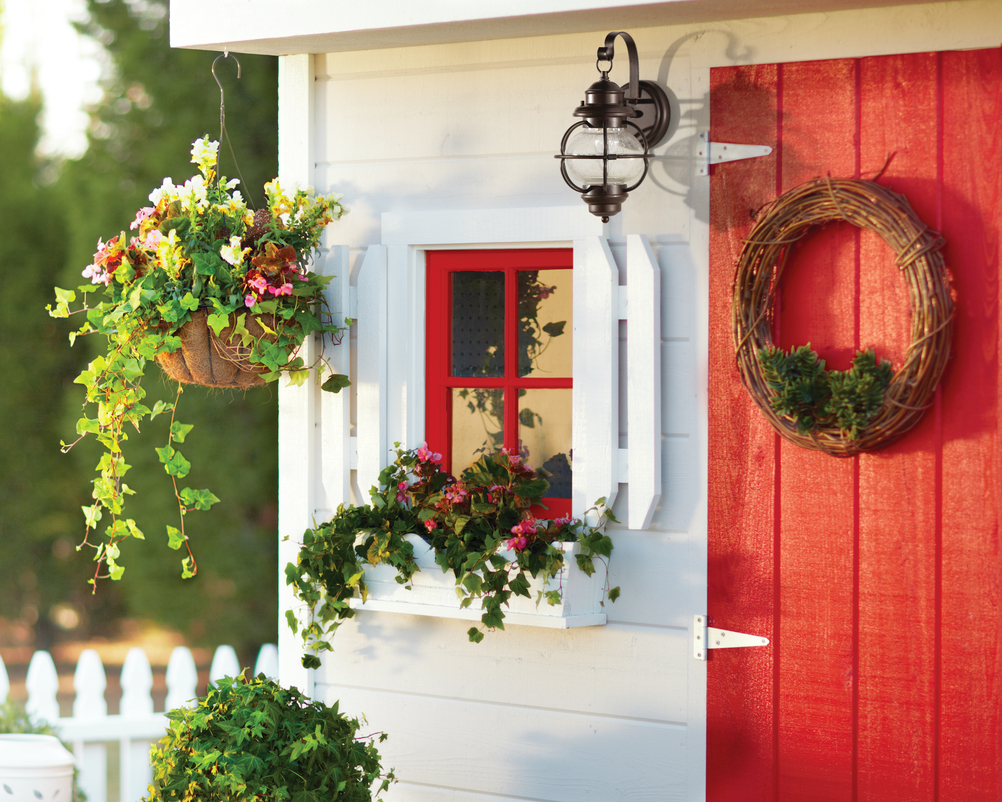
72, 649, 109, 802
0, 652, 9, 704
254, 643, 279, 680
120, 648, 155, 802
2, 644, 276, 802
208, 645, 240, 685
25, 650, 60, 724
164, 647, 198, 711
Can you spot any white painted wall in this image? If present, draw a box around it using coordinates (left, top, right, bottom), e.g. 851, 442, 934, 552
177, 1, 1001, 800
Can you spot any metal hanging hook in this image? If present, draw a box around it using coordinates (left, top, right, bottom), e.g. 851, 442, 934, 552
211, 50, 241, 139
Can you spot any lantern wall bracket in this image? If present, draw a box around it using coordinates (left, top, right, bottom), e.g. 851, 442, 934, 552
693, 615, 770, 660
696, 131, 773, 176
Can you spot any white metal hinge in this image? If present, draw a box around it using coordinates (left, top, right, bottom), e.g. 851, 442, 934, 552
693, 615, 770, 660
696, 132, 773, 176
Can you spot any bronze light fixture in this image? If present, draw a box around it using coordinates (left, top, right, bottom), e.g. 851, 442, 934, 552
557, 31, 671, 222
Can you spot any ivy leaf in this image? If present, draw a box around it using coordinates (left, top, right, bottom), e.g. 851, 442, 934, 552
180, 488, 220, 511
321, 373, 352, 394
170, 421, 194, 443
542, 320, 566, 337
207, 312, 230, 336
167, 526, 185, 550
181, 557, 195, 579
180, 292, 199, 312
608, 586, 621, 603
467, 628, 485, 643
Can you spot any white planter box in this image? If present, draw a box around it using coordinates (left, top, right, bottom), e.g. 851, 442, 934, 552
349, 534, 608, 628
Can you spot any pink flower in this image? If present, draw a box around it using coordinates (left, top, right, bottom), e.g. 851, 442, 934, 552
424, 519, 438, 532
130, 207, 156, 230
511, 518, 535, 535
417, 442, 442, 463
444, 484, 468, 503
247, 276, 269, 293
244, 294, 257, 308
396, 481, 409, 502
506, 536, 528, 551
82, 264, 110, 285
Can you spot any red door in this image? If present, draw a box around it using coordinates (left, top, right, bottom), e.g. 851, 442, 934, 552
708, 50, 1001, 801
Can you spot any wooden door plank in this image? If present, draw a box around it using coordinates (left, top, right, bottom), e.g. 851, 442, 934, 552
707, 62, 781, 802
939, 47, 1002, 802
856, 52, 940, 802
774, 59, 858, 802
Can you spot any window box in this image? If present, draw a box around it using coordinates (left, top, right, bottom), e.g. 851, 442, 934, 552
349, 534, 608, 628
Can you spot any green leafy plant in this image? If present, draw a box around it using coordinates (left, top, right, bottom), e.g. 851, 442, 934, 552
759, 344, 893, 439
286, 445, 618, 668
146, 674, 393, 802
48, 137, 350, 586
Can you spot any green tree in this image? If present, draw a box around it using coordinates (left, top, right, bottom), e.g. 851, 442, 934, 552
48, 0, 282, 653
0, 92, 122, 647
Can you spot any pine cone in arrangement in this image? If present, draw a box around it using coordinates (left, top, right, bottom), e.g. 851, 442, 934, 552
244, 209, 272, 246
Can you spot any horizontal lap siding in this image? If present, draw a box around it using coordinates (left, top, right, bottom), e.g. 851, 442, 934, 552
311, 34, 705, 802
709, 49, 1002, 801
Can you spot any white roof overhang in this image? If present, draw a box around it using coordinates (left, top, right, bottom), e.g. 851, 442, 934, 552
169, 0, 948, 55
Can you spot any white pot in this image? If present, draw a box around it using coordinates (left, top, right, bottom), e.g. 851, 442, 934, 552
0, 734, 75, 802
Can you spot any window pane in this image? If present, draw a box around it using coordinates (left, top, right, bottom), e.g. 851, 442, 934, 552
518, 269, 572, 379
452, 388, 504, 477
519, 388, 572, 499
452, 272, 504, 377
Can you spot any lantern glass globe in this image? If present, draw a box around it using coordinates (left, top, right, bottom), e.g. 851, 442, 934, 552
564, 125, 645, 187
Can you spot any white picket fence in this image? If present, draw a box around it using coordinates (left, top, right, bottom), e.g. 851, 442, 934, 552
0, 644, 278, 802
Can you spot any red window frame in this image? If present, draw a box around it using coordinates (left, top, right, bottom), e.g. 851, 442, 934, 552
425, 248, 573, 517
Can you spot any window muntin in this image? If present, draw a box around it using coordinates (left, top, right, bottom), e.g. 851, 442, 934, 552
426, 249, 573, 515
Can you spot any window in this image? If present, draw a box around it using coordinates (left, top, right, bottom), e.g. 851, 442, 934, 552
425, 249, 573, 517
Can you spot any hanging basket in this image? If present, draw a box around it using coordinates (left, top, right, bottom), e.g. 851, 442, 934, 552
733, 177, 954, 456
156, 309, 278, 389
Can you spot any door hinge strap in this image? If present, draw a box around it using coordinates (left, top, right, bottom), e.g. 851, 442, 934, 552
693, 615, 770, 660
696, 132, 773, 176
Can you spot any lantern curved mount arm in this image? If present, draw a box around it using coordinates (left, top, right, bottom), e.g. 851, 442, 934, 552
555, 31, 671, 221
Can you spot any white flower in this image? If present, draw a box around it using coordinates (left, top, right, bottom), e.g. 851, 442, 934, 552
220, 236, 250, 267
190, 137, 219, 175
149, 177, 177, 206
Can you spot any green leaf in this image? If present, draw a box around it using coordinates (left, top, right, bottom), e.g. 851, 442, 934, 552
170, 421, 194, 443
192, 251, 225, 277
467, 627, 485, 643
321, 373, 352, 393
180, 292, 199, 312
180, 487, 220, 511
207, 312, 230, 336
608, 586, 621, 602
167, 526, 185, 550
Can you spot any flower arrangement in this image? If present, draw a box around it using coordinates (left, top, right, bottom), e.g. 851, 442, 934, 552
286, 444, 618, 668
49, 136, 350, 585
146, 673, 394, 802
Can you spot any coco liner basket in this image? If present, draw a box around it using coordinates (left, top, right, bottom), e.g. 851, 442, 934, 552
733, 177, 954, 456
156, 309, 279, 389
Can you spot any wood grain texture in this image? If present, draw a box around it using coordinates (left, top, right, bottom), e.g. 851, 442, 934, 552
774, 58, 857, 802
709, 48, 1002, 801
856, 52, 939, 802
708, 62, 780, 802
938, 47, 1001, 802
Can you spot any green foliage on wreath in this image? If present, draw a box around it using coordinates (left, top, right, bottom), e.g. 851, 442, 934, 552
286, 446, 618, 668
146, 674, 394, 802
759, 344, 893, 440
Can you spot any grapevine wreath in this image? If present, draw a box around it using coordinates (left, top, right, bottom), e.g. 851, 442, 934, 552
733, 177, 953, 456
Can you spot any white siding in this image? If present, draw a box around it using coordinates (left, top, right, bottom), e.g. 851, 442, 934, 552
264, 3, 1000, 800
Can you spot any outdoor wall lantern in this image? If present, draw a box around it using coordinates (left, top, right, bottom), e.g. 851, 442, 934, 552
557, 31, 671, 221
